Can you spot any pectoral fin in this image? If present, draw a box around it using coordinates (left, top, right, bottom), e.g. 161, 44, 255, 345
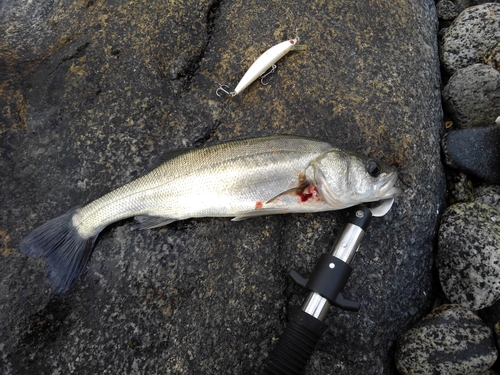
265, 179, 311, 204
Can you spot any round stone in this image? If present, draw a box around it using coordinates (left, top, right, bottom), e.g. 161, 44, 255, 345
442, 64, 500, 129
441, 3, 500, 74
395, 304, 497, 375
437, 202, 500, 310
441, 124, 500, 183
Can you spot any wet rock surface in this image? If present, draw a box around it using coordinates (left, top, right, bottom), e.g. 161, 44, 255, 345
0, 1, 444, 374
442, 124, 500, 184
395, 304, 498, 375
437, 202, 500, 310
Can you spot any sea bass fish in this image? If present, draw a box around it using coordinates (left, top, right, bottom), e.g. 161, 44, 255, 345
20, 135, 401, 293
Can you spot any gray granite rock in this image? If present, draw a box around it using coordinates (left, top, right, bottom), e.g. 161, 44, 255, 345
0, 0, 445, 374
438, 202, 500, 310
395, 304, 497, 375
442, 64, 500, 129
475, 185, 500, 209
445, 171, 475, 205
436, 0, 471, 20
442, 124, 500, 183
441, 3, 500, 74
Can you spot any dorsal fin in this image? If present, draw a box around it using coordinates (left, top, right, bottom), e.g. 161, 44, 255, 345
144, 147, 194, 172
156, 147, 194, 165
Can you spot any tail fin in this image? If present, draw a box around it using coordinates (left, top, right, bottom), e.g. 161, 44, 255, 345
19, 208, 99, 293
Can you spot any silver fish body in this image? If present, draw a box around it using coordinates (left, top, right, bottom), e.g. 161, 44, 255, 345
20, 135, 401, 293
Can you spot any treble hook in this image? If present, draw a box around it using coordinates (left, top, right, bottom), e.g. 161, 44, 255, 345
260, 64, 277, 86
216, 84, 236, 97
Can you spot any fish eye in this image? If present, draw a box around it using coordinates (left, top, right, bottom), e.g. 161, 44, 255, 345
365, 159, 381, 177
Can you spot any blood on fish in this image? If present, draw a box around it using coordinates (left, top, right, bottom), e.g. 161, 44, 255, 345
255, 201, 263, 209
299, 186, 319, 202
290, 40, 295, 44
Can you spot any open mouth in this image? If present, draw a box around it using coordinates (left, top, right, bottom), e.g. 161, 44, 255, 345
378, 173, 403, 198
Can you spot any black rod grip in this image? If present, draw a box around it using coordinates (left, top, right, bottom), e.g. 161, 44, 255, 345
260, 309, 327, 375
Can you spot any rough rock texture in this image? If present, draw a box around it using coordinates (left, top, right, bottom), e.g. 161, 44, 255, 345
442, 64, 500, 128
485, 41, 500, 72
442, 124, 500, 183
436, 0, 470, 20
437, 202, 500, 310
395, 304, 498, 375
475, 185, 500, 209
0, 1, 445, 374
440, 3, 500, 74
445, 171, 474, 205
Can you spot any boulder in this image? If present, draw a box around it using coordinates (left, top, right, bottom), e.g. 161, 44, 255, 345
438, 202, 500, 310
0, 0, 445, 374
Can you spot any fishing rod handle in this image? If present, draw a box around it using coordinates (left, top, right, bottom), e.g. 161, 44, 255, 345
260, 309, 327, 375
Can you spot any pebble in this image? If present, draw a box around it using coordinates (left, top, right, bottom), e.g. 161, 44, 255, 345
442, 123, 500, 184
441, 64, 500, 129
441, 3, 500, 74
395, 304, 497, 375
437, 202, 500, 310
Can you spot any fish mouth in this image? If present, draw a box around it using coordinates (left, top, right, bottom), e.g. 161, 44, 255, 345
377, 173, 403, 198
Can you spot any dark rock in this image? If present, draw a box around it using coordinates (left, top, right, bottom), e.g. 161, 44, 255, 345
471, 0, 500, 5
395, 304, 497, 375
437, 202, 500, 310
0, 0, 445, 374
441, 3, 500, 74
442, 124, 500, 183
442, 64, 500, 129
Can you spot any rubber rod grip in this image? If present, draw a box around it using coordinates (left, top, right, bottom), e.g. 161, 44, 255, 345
260, 309, 327, 375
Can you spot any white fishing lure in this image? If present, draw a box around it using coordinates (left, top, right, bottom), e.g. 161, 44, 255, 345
217, 38, 306, 97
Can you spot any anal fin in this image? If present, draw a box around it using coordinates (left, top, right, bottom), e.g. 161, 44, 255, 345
132, 215, 178, 230
231, 207, 291, 221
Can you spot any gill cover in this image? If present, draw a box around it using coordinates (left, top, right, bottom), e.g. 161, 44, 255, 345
312, 149, 399, 208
